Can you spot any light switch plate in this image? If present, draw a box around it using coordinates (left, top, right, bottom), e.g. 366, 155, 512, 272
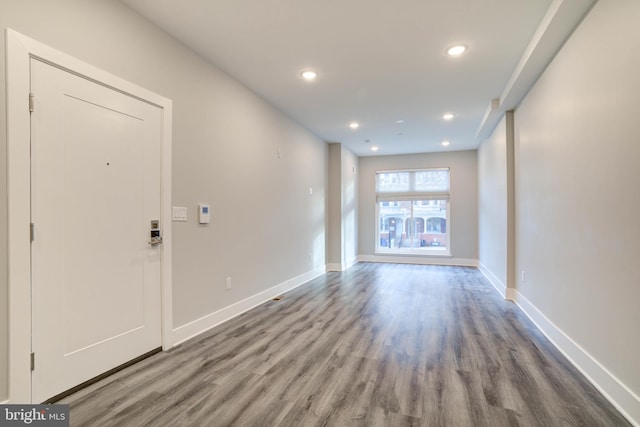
172, 206, 187, 222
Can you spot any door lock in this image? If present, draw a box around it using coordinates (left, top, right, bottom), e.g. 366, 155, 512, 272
149, 220, 163, 245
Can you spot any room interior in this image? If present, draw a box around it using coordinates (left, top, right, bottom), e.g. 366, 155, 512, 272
0, 0, 638, 424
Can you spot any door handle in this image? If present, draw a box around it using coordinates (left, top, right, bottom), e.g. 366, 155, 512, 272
148, 236, 163, 246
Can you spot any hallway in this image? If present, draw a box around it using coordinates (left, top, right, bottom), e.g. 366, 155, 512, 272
62, 263, 629, 426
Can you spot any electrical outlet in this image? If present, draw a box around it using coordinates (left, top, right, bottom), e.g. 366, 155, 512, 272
226, 277, 232, 290
308, 253, 312, 263
521, 270, 526, 283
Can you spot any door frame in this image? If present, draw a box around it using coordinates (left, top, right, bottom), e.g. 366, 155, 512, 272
6, 29, 174, 403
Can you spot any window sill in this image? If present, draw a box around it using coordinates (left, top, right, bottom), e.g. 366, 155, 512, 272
374, 250, 452, 257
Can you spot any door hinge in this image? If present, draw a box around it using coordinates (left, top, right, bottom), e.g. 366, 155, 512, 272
30, 223, 35, 242
31, 352, 35, 371
29, 93, 34, 113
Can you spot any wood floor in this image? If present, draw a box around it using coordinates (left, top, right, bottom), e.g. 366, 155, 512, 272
61, 263, 630, 426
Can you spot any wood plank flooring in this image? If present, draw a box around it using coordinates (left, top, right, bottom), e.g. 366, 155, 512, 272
61, 263, 631, 426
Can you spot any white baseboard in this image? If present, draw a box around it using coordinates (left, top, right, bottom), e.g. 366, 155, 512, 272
0, 400, 8, 404
513, 290, 640, 426
326, 257, 359, 272
478, 262, 507, 298
172, 266, 326, 346
326, 263, 343, 272
358, 254, 477, 267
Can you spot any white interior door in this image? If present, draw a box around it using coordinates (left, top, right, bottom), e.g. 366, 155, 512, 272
30, 58, 162, 403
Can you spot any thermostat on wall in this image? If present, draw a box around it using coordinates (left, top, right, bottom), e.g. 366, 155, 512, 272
198, 203, 210, 224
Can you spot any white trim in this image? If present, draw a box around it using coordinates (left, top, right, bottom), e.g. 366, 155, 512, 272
513, 290, 640, 427
326, 263, 344, 272
160, 104, 174, 352
478, 262, 507, 299
345, 256, 358, 270
6, 29, 173, 403
0, 400, 8, 405
172, 267, 326, 346
326, 256, 359, 272
374, 250, 452, 257
375, 167, 450, 174
358, 255, 477, 267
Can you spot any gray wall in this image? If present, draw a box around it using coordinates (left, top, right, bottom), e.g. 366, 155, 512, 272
478, 117, 508, 287
478, 112, 515, 291
327, 144, 358, 270
340, 146, 358, 267
358, 151, 478, 261
327, 145, 342, 266
514, 0, 640, 398
0, 0, 327, 400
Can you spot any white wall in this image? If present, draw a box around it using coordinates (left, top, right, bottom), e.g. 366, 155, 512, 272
513, 0, 640, 419
358, 151, 478, 263
0, 0, 327, 401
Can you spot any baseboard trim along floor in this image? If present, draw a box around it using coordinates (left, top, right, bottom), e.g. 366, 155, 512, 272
61, 263, 631, 426
480, 263, 638, 426
172, 266, 326, 346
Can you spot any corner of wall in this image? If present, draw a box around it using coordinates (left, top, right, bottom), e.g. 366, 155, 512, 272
512, 290, 640, 426
478, 262, 507, 298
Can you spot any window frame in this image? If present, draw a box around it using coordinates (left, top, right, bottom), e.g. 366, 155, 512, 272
374, 168, 451, 256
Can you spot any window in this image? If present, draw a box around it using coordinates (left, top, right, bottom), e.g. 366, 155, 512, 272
376, 169, 450, 255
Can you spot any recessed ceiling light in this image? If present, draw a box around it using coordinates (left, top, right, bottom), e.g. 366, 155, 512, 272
441, 141, 451, 147
348, 122, 360, 130
446, 45, 467, 56
395, 120, 405, 124
300, 70, 318, 81
442, 113, 455, 120
371, 146, 379, 152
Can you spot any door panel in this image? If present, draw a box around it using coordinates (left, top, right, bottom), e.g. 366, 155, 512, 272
31, 59, 162, 402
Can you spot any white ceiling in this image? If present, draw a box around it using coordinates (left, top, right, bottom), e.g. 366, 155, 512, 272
120, 0, 595, 156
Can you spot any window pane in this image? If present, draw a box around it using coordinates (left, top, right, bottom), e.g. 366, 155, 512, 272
377, 199, 448, 254
378, 200, 411, 248
414, 200, 448, 251
376, 172, 410, 192
415, 170, 449, 192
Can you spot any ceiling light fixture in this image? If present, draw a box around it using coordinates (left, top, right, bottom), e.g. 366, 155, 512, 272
348, 122, 360, 130
446, 45, 467, 56
441, 141, 451, 147
442, 113, 455, 120
395, 120, 405, 124
371, 146, 379, 152
300, 70, 318, 81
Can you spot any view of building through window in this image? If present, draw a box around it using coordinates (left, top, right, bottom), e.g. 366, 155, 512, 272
376, 169, 450, 255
